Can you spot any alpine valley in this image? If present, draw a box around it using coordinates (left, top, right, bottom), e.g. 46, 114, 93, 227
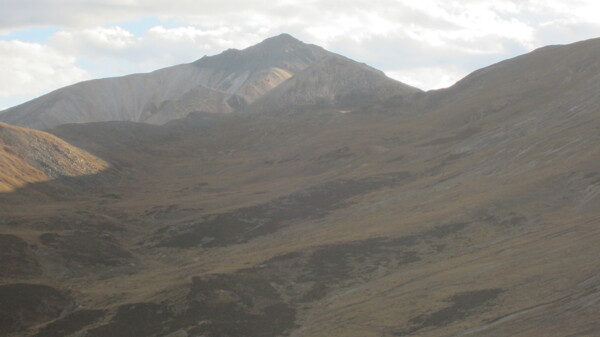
1, 34, 600, 337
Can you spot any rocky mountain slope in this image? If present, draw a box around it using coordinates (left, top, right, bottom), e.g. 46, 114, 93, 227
0, 122, 107, 193
1, 37, 600, 337
0, 34, 330, 128
0, 34, 419, 129
246, 54, 420, 113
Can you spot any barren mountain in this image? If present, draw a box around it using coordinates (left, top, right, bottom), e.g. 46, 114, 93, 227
1, 37, 600, 337
0, 122, 107, 193
246, 54, 420, 113
0, 34, 332, 129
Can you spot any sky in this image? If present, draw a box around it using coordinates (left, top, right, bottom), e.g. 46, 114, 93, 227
1, 0, 600, 110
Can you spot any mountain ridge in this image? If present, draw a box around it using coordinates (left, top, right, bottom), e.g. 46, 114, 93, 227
0, 34, 422, 129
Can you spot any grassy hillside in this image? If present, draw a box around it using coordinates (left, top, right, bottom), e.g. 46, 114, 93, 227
0, 122, 108, 193
1, 38, 600, 337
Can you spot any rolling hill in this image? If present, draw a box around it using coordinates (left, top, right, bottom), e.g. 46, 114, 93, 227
0, 122, 108, 193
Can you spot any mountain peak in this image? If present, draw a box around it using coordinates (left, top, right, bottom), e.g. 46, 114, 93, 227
193, 33, 328, 74
194, 34, 305, 64
258, 33, 303, 46
1, 33, 334, 129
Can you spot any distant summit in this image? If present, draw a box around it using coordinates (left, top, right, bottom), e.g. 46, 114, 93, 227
193, 33, 325, 73
0, 34, 419, 129
262, 33, 303, 44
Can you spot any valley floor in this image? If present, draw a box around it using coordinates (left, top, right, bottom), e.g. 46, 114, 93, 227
2, 108, 600, 337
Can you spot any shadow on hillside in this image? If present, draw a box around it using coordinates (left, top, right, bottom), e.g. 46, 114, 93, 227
0, 165, 125, 203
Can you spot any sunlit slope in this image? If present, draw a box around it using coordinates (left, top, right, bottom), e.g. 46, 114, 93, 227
0, 122, 108, 192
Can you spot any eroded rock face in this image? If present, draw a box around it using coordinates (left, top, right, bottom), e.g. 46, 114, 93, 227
246, 54, 420, 114
0, 284, 73, 335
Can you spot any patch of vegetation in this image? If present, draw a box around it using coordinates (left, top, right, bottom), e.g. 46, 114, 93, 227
420, 127, 481, 147
87, 303, 172, 337
39, 231, 133, 267
315, 146, 353, 163
34, 309, 105, 337
151, 171, 412, 248
0, 283, 73, 335
0, 234, 40, 277
399, 288, 504, 335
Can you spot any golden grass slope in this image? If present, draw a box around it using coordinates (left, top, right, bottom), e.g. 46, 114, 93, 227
0, 122, 108, 192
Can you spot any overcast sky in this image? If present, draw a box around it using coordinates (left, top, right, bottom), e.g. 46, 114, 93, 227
1, 0, 600, 110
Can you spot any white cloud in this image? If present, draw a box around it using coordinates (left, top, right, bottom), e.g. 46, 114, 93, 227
145, 26, 257, 50
40, 26, 262, 79
50, 27, 138, 54
387, 66, 469, 91
0, 40, 89, 106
